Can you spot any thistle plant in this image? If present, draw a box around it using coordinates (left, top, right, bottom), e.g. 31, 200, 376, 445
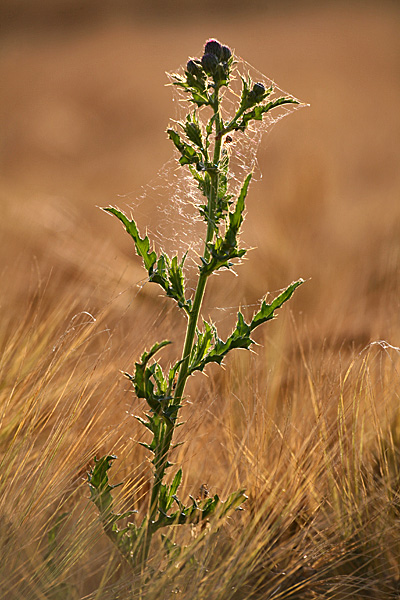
88, 39, 304, 571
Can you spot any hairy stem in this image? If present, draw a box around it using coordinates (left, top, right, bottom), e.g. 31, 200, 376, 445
172, 98, 223, 404
142, 86, 224, 562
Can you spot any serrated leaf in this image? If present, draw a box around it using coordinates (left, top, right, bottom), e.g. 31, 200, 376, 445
168, 129, 202, 166
141, 341, 171, 365
138, 442, 154, 452
135, 415, 154, 432
217, 150, 229, 201
159, 468, 183, 513
183, 113, 204, 149
162, 403, 180, 423
191, 92, 210, 107
170, 468, 183, 497
171, 70, 209, 107
152, 487, 247, 531
201, 174, 252, 275
193, 169, 212, 206
125, 340, 171, 414
238, 97, 299, 131
189, 320, 215, 372
149, 252, 190, 312
103, 207, 156, 272
168, 255, 187, 309
103, 209, 190, 311
229, 172, 251, 231
189, 279, 304, 373
249, 279, 304, 330
88, 455, 127, 523
149, 253, 168, 288
219, 489, 248, 516
134, 344, 168, 399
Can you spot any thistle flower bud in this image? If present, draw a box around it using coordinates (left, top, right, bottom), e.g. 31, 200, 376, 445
221, 45, 232, 62
252, 82, 266, 97
201, 52, 218, 75
186, 59, 203, 77
204, 39, 223, 59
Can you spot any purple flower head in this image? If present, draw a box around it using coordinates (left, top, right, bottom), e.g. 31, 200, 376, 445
252, 82, 266, 97
201, 52, 219, 75
204, 39, 223, 59
221, 45, 232, 62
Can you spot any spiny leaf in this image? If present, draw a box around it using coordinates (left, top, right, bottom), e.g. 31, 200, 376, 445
183, 113, 204, 150
88, 455, 136, 527
229, 172, 251, 231
170, 468, 183, 498
219, 489, 248, 516
159, 468, 183, 513
149, 253, 190, 312
191, 168, 212, 208
168, 255, 187, 309
201, 173, 252, 275
171, 71, 209, 107
237, 97, 299, 131
249, 279, 304, 330
140, 340, 171, 365
189, 321, 216, 372
168, 129, 202, 166
111, 520, 142, 560
103, 209, 190, 310
213, 149, 233, 224
124, 340, 171, 413
153, 488, 247, 531
88, 455, 119, 515
103, 207, 157, 272
189, 279, 304, 373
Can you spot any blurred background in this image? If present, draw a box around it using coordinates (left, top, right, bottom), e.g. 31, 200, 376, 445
1, 5, 400, 596
1, 0, 399, 348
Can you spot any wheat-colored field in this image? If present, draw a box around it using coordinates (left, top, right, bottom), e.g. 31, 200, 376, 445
1, 2, 400, 598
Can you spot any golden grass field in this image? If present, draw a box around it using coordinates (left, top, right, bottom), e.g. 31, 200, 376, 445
1, 2, 400, 598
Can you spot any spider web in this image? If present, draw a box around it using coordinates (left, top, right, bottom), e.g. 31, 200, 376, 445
114, 53, 307, 278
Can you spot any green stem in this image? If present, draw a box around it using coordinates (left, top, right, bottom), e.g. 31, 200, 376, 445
173, 98, 223, 404
141, 420, 170, 564
216, 106, 246, 140
142, 87, 224, 563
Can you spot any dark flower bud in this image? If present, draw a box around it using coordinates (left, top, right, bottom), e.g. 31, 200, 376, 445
252, 82, 266, 97
247, 90, 256, 104
186, 59, 203, 77
201, 52, 218, 75
221, 45, 232, 62
204, 39, 223, 59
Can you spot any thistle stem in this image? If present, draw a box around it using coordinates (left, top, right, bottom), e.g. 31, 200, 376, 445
173, 92, 223, 404
142, 87, 224, 562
